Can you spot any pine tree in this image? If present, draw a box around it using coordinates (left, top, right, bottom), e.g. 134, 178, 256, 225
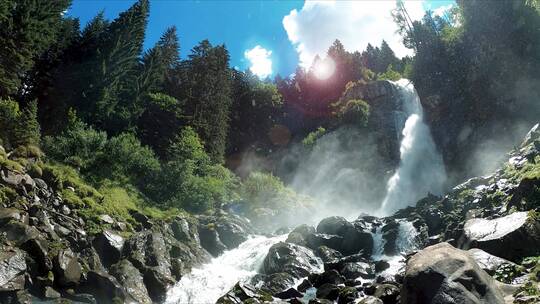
173, 40, 233, 163
0, 0, 71, 97
14, 100, 40, 147
139, 27, 180, 94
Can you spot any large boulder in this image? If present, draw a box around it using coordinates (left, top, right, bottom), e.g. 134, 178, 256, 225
198, 225, 227, 257
0, 247, 26, 292
315, 216, 373, 256
110, 259, 151, 304
467, 248, 517, 275
463, 211, 540, 262
83, 270, 131, 303
92, 230, 124, 268
401, 242, 505, 304
53, 248, 82, 287
263, 242, 323, 279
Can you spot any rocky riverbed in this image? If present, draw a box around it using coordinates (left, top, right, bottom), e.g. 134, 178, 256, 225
0, 123, 539, 303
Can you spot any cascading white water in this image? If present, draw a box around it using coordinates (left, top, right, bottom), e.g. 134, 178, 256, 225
371, 220, 419, 277
379, 79, 446, 215
165, 234, 286, 304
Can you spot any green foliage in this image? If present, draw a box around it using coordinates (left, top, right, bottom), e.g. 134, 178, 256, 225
338, 99, 370, 127
13, 100, 40, 148
151, 127, 238, 213
239, 171, 311, 212
302, 127, 326, 147
377, 64, 402, 81
228, 70, 283, 153
138, 92, 183, 158
0, 98, 20, 148
0, 0, 71, 96
168, 40, 233, 163
0, 186, 17, 205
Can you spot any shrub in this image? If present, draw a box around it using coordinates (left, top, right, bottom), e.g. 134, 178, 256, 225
238, 171, 307, 211
13, 100, 41, 148
0, 98, 20, 149
152, 127, 238, 213
302, 127, 326, 147
339, 99, 370, 127
377, 64, 402, 81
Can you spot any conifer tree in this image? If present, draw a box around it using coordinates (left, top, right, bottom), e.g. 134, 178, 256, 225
0, 0, 71, 97
14, 100, 40, 147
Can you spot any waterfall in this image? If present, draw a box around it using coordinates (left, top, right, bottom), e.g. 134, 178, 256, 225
371, 220, 420, 278
165, 234, 286, 304
379, 79, 446, 215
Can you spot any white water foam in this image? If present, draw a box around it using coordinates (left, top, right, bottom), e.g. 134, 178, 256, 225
165, 234, 286, 304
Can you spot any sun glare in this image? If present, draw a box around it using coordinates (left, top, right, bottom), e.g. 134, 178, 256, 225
314, 57, 336, 80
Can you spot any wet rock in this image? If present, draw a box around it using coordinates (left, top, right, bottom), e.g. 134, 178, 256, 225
0, 247, 26, 291
92, 230, 124, 268
198, 225, 227, 257
340, 262, 375, 280
374, 260, 390, 273
217, 282, 272, 303
83, 270, 130, 303
468, 248, 517, 275
381, 221, 400, 255
402, 242, 505, 304
359, 296, 384, 304
260, 272, 296, 295
338, 286, 358, 304
463, 211, 540, 262
315, 246, 343, 263
373, 284, 399, 304
110, 259, 151, 304
275, 287, 303, 299
287, 225, 316, 247
215, 216, 250, 250
306, 233, 343, 251
20, 238, 51, 274
309, 269, 344, 288
297, 279, 312, 292
170, 216, 198, 243
53, 248, 82, 287
341, 225, 373, 257
316, 283, 340, 301
43, 286, 61, 299
317, 216, 353, 236
263, 242, 323, 279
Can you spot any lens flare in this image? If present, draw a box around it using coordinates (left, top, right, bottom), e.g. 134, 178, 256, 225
314, 57, 336, 80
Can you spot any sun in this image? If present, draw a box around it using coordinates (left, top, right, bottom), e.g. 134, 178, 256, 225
314, 57, 336, 80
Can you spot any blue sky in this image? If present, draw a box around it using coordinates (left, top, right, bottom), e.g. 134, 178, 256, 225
67, 0, 454, 78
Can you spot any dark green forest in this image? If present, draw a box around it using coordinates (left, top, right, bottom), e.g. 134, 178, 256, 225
1, 0, 539, 225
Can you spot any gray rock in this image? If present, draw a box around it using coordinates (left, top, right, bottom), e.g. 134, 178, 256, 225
359, 296, 384, 304
53, 249, 82, 287
43, 286, 61, 299
92, 230, 124, 268
110, 259, 151, 304
463, 212, 540, 262
99, 214, 114, 224
83, 270, 131, 303
198, 225, 227, 257
263, 242, 323, 279
373, 284, 399, 303
468, 248, 517, 275
402, 242, 505, 304
0, 247, 26, 291
0, 208, 21, 226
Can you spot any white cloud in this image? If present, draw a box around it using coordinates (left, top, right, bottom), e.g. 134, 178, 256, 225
433, 4, 454, 18
282, 0, 426, 68
244, 45, 273, 79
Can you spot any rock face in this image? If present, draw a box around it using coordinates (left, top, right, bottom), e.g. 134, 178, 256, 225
0, 247, 26, 292
262, 242, 323, 279
401, 242, 505, 304
463, 211, 540, 262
